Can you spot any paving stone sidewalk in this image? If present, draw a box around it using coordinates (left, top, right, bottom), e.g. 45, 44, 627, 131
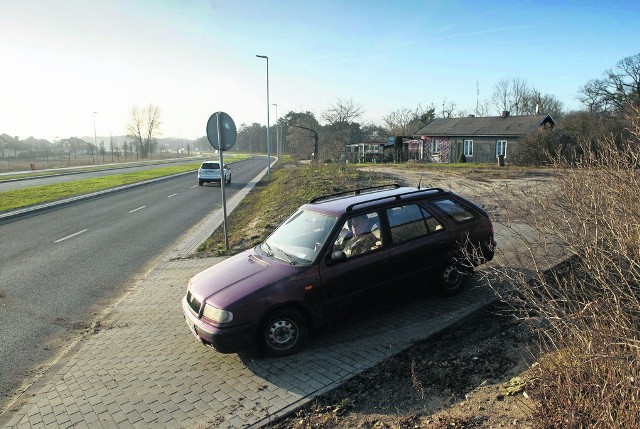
1, 255, 498, 428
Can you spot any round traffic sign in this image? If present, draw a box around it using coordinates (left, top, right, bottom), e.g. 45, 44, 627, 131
206, 112, 237, 151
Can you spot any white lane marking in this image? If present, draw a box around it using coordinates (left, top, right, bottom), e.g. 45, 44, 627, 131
167, 193, 178, 198
190, 185, 198, 189
129, 206, 146, 213
54, 229, 88, 243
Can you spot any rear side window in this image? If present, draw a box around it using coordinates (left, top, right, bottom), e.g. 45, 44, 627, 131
431, 198, 475, 222
386, 204, 443, 244
202, 162, 219, 169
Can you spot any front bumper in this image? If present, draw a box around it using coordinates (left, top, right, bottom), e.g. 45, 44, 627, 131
181, 296, 259, 353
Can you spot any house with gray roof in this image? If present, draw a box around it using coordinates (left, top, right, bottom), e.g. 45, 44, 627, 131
412, 112, 555, 163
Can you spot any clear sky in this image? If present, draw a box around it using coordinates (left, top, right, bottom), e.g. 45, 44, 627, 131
1, 0, 639, 141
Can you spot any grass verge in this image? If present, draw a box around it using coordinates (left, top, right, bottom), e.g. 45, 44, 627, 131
0, 162, 201, 212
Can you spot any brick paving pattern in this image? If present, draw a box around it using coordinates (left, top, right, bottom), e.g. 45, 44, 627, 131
2, 256, 496, 428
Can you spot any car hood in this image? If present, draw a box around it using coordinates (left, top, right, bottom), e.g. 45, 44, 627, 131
188, 248, 301, 307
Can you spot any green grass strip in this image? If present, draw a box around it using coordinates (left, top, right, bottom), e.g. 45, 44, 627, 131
0, 163, 201, 212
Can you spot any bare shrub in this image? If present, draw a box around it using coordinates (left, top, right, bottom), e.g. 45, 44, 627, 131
486, 106, 640, 428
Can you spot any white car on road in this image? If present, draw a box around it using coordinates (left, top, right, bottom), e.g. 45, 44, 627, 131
198, 161, 231, 186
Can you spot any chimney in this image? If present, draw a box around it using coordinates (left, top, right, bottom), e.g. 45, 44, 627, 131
501, 111, 510, 118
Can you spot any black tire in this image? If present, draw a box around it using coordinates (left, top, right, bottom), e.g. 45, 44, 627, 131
260, 308, 308, 357
198, 180, 203, 186
437, 260, 469, 296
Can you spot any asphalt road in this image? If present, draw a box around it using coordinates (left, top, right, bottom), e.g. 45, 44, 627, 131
0, 156, 267, 404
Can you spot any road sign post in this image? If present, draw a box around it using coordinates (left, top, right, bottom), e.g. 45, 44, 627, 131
206, 112, 237, 251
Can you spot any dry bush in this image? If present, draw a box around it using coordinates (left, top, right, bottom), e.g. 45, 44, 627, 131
487, 106, 640, 428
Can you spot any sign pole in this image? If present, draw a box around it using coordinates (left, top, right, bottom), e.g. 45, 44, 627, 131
217, 114, 229, 251
206, 111, 237, 253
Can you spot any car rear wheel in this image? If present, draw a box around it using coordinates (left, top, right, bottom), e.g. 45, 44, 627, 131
438, 260, 469, 296
260, 308, 308, 357
198, 180, 203, 186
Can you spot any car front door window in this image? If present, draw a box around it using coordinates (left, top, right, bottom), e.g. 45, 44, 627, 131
332, 212, 383, 259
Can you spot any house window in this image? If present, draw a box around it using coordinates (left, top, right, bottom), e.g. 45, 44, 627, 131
496, 140, 507, 157
432, 139, 440, 154
463, 140, 473, 157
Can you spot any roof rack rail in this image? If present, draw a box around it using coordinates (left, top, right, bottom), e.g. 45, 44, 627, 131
309, 184, 401, 204
345, 187, 446, 212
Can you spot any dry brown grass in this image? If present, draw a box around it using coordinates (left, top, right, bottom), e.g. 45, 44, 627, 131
486, 107, 640, 428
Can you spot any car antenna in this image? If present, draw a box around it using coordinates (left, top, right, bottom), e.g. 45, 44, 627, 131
417, 172, 424, 189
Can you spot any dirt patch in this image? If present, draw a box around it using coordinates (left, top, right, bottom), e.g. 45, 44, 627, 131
268, 301, 538, 429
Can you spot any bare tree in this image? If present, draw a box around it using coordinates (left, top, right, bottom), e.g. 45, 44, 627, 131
522, 90, 564, 117
383, 104, 436, 135
492, 79, 511, 114
440, 99, 457, 118
491, 77, 562, 116
511, 77, 531, 115
475, 98, 492, 117
579, 52, 640, 115
109, 136, 115, 162
383, 107, 414, 136
491, 77, 531, 115
127, 104, 162, 159
322, 98, 363, 160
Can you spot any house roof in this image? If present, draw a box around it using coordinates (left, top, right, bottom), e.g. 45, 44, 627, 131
413, 114, 555, 138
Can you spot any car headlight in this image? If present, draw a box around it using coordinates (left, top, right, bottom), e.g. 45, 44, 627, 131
202, 303, 233, 324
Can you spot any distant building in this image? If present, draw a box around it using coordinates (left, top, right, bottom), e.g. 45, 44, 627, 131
344, 142, 385, 163
413, 112, 556, 163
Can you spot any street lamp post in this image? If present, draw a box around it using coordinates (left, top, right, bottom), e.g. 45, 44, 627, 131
256, 54, 271, 181
271, 103, 279, 159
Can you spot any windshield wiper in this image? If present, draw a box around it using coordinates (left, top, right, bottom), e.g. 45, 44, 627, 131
261, 241, 274, 257
273, 246, 295, 265
263, 242, 295, 265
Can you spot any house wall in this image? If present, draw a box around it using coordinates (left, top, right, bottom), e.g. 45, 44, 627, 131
432, 137, 518, 163
461, 136, 515, 163
397, 136, 520, 164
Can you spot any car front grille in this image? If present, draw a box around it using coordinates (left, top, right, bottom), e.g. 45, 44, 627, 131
186, 290, 202, 315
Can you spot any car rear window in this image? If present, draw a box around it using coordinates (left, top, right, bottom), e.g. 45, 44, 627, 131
386, 204, 443, 244
202, 162, 220, 169
431, 198, 476, 222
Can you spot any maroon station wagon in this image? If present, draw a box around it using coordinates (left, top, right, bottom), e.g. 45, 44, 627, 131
182, 185, 495, 356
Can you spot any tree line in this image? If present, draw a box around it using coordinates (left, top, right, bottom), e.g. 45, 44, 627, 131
4, 51, 638, 165
227, 52, 639, 163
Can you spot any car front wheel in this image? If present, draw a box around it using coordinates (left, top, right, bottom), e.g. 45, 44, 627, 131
260, 308, 308, 357
438, 260, 469, 296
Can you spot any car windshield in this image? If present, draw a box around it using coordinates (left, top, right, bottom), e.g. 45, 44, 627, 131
202, 162, 219, 169
264, 209, 337, 265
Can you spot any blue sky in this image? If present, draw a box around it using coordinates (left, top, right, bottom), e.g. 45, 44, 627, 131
1, 0, 639, 141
